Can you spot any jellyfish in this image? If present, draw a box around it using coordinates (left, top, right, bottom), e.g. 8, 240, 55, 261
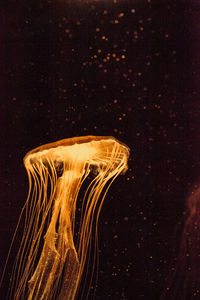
161, 187, 200, 300
6, 136, 129, 300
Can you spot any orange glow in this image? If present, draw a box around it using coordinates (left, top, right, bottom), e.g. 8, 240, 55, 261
6, 136, 129, 299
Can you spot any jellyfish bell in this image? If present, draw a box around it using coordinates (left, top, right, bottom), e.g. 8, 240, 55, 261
161, 185, 200, 300
6, 136, 129, 300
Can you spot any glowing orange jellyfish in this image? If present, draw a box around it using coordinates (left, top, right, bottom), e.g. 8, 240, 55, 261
161, 187, 200, 300
5, 136, 129, 300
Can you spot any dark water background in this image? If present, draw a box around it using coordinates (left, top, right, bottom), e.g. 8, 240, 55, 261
1, 0, 200, 299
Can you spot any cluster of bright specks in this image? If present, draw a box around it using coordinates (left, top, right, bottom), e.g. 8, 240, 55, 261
50, 3, 155, 105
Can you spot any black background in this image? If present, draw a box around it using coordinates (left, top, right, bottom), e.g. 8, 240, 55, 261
1, 0, 200, 299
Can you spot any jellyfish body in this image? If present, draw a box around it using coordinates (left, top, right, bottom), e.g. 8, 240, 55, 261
8, 136, 129, 300
161, 188, 200, 300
